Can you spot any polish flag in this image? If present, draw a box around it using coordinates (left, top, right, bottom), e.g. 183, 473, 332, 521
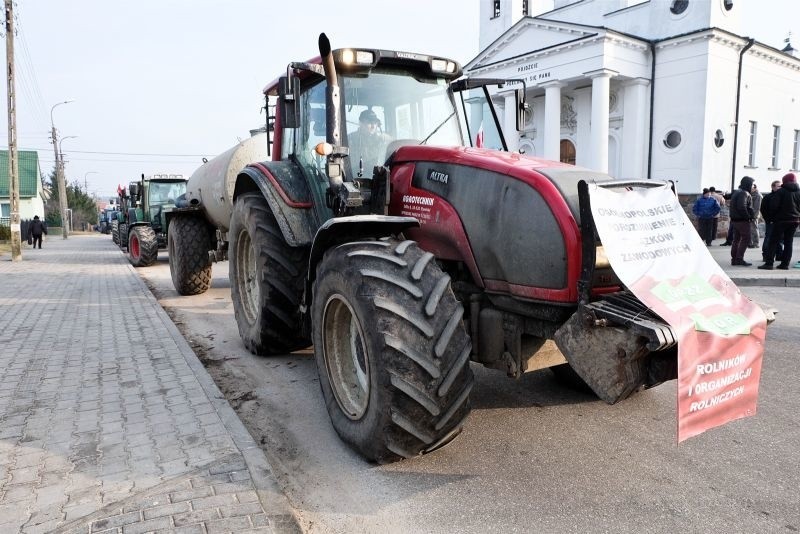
475, 121, 484, 148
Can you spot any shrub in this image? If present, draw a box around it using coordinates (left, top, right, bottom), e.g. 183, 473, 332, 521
0, 225, 10, 240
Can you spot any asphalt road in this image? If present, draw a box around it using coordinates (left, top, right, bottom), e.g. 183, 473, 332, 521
137, 254, 800, 534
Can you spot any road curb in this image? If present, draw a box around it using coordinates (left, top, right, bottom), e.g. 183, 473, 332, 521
729, 276, 800, 287
124, 259, 303, 533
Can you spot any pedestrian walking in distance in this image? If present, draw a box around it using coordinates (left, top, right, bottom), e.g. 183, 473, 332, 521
28, 215, 47, 249
693, 188, 720, 245
728, 176, 755, 266
759, 172, 800, 270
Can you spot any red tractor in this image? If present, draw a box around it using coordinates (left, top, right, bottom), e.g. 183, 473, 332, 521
170, 34, 682, 462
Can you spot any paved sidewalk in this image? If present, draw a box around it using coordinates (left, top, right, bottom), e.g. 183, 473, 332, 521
0, 235, 300, 534
706, 236, 800, 287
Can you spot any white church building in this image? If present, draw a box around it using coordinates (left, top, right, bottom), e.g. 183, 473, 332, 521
465, 0, 800, 195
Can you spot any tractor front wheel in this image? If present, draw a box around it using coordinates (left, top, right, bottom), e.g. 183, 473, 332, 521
119, 222, 129, 250
128, 226, 159, 267
312, 239, 474, 463
111, 220, 119, 244
169, 215, 212, 295
229, 192, 309, 355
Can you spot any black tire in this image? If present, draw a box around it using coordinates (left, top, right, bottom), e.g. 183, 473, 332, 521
119, 222, 129, 250
229, 192, 309, 355
128, 225, 159, 267
111, 220, 119, 244
312, 238, 474, 463
169, 215, 213, 295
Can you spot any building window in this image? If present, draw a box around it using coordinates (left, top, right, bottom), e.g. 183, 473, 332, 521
792, 129, 800, 170
723, 0, 733, 11
663, 130, 682, 149
492, 0, 500, 18
670, 0, 689, 15
522, 0, 529, 16
1, 202, 9, 217
748, 121, 757, 166
771, 125, 781, 168
714, 129, 725, 148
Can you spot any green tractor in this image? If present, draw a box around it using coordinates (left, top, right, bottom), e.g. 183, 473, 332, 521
116, 173, 187, 267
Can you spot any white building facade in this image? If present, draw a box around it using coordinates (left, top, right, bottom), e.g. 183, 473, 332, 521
466, 0, 800, 195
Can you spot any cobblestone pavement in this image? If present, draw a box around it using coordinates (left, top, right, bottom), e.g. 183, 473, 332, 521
0, 235, 300, 533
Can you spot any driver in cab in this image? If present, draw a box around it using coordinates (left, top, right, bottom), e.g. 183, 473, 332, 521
348, 109, 392, 178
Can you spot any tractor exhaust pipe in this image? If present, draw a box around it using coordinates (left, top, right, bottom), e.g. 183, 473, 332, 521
319, 33, 344, 189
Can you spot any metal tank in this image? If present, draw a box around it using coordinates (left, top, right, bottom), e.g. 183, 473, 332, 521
185, 133, 268, 230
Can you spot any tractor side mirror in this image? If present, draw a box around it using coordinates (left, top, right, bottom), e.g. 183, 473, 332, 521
279, 76, 299, 129
515, 88, 528, 132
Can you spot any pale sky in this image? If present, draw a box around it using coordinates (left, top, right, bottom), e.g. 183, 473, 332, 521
2, 0, 798, 199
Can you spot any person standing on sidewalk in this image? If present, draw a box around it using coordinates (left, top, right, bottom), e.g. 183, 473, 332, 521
759, 172, 800, 270
693, 188, 721, 245
760, 180, 783, 263
729, 176, 755, 266
709, 186, 726, 243
749, 183, 763, 248
28, 215, 47, 249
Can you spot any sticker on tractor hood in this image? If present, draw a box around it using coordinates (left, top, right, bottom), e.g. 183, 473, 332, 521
401, 194, 434, 224
426, 169, 449, 185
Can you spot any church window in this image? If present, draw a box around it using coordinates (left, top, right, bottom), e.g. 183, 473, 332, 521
723, 0, 733, 11
523, 0, 529, 16
492, 0, 501, 19
792, 129, 800, 170
663, 130, 682, 149
771, 125, 781, 168
714, 129, 725, 148
747, 121, 757, 166
670, 0, 689, 15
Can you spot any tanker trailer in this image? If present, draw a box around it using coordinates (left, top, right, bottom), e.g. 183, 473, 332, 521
167, 132, 268, 295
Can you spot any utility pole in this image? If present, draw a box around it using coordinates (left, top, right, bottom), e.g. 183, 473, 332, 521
5, 0, 21, 261
51, 101, 73, 239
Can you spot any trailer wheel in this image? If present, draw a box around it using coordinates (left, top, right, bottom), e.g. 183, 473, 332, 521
111, 220, 119, 244
119, 222, 129, 250
128, 226, 159, 267
169, 216, 213, 295
312, 239, 474, 463
229, 192, 309, 355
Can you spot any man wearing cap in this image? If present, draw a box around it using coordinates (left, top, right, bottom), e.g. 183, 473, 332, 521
28, 215, 48, 249
348, 109, 391, 178
728, 176, 756, 266
759, 172, 800, 270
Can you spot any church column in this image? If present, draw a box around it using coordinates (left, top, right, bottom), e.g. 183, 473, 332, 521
542, 81, 563, 161
586, 69, 616, 173
503, 92, 520, 152
574, 86, 591, 167
621, 78, 650, 180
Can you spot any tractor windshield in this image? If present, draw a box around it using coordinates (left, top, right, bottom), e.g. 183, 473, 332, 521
148, 181, 186, 205
341, 69, 462, 177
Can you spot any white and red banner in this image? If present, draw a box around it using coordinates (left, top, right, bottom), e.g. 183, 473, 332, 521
589, 183, 767, 442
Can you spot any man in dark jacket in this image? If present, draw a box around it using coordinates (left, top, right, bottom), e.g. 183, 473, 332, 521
728, 176, 755, 266
760, 180, 783, 263
28, 215, 47, 249
759, 172, 800, 270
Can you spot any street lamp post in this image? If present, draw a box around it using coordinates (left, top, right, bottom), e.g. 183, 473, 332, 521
50, 100, 74, 239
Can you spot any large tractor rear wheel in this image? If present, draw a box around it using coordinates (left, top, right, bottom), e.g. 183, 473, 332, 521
312, 239, 474, 463
119, 222, 129, 250
128, 225, 159, 267
169, 215, 212, 295
229, 192, 309, 355
111, 220, 119, 244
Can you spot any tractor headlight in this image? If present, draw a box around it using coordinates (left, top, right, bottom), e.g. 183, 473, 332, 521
341, 49, 375, 65
431, 59, 457, 73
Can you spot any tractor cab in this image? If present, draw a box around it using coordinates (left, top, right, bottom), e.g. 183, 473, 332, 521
128, 174, 187, 244
263, 35, 525, 217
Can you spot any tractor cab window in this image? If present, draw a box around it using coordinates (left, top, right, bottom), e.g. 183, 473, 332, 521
292, 80, 328, 183
342, 69, 462, 178
149, 182, 185, 205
